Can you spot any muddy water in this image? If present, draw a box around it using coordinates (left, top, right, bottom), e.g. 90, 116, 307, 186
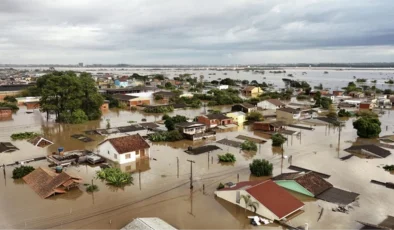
1, 105, 394, 229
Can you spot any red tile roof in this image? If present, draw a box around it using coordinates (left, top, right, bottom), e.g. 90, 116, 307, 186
246, 180, 304, 219
102, 134, 150, 154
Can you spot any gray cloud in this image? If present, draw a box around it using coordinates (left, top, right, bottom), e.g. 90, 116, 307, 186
0, 0, 394, 64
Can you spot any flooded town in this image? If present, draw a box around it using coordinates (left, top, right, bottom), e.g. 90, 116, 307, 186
1, 66, 394, 230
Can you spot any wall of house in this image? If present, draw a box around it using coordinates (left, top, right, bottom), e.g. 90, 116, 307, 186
98, 142, 150, 164
215, 190, 278, 220
226, 113, 245, 125
0, 109, 12, 119
275, 181, 314, 197
257, 101, 278, 110
130, 98, 151, 106
180, 126, 206, 135
197, 116, 212, 128
25, 102, 40, 110
276, 110, 298, 123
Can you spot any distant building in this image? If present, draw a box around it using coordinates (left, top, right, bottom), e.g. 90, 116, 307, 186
217, 85, 229, 90
231, 103, 256, 113
359, 102, 373, 111
226, 111, 246, 125
242, 86, 263, 96
257, 99, 285, 110
78, 62, 83, 67
276, 107, 301, 122
197, 113, 233, 128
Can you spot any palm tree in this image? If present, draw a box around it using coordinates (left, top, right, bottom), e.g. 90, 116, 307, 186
240, 194, 259, 214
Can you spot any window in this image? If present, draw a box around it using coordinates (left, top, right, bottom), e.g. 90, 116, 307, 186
236, 191, 240, 204
136, 150, 140, 156
114, 154, 117, 159
125, 154, 131, 159
107, 151, 110, 155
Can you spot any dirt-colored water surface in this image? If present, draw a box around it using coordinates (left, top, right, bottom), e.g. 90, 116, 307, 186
1, 69, 394, 229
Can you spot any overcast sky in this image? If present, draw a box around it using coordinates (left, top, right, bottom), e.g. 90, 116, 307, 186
1, 0, 394, 64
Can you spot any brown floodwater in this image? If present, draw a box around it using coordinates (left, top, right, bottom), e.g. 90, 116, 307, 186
0, 106, 394, 229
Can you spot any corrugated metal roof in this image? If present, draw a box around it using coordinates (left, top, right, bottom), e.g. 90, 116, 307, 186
121, 218, 177, 230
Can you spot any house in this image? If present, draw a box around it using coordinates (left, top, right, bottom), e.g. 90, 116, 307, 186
300, 109, 319, 120
29, 136, 54, 148
197, 114, 233, 128
113, 94, 150, 107
121, 218, 177, 230
23, 167, 82, 198
359, 102, 373, 111
257, 99, 285, 110
242, 86, 263, 96
226, 111, 246, 125
344, 144, 391, 158
16, 97, 40, 108
348, 91, 365, 98
215, 180, 304, 221
231, 103, 256, 113
253, 121, 285, 132
175, 122, 215, 141
333, 91, 344, 96
272, 172, 333, 197
217, 85, 229, 90
97, 134, 150, 164
276, 107, 301, 122
0, 107, 12, 120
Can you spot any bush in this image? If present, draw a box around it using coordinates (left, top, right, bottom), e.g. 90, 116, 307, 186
4, 96, 17, 103
12, 165, 35, 179
271, 133, 286, 147
383, 165, 394, 171
164, 115, 187, 130
338, 109, 352, 117
246, 111, 264, 122
218, 153, 236, 163
0, 102, 19, 111
385, 79, 394, 84
154, 95, 164, 100
11, 132, 39, 140
86, 184, 99, 192
148, 130, 184, 142
353, 116, 381, 138
241, 140, 257, 151
356, 78, 367, 83
96, 168, 133, 187
143, 106, 174, 113
249, 159, 273, 177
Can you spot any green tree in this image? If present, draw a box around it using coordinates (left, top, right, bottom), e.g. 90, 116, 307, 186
241, 140, 257, 151
338, 109, 351, 117
241, 80, 249, 85
218, 153, 236, 163
246, 111, 264, 122
79, 73, 104, 120
12, 165, 35, 179
165, 82, 173, 89
3, 96, 17, 103
353, 116, 381, 138
249, 159, 273, 176
271, 133, 286, 146
240, 194, 259, 214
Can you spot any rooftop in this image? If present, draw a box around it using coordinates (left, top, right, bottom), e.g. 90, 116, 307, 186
345, 144, 391, 158
175, 122, 206, 128
272, 172, 333, 196
266, 99, 285, 106
204, 113, 231, 120
121, 218, 177, 230
100, 134, 150, 154
277, 107, 300, 114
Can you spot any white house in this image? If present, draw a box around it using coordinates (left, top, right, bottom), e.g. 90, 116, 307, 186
257, 99, 285, 110
175, 122, 206, 135
97, 134, 150, 164
215, 180, 304, 221
217, 85, 229, 90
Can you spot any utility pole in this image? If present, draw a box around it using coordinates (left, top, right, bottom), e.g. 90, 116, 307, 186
139, 170, 141, 190
187, 160, 195, 190
176, 157, 179, 178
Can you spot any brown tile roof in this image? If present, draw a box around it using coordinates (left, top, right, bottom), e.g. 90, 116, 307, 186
277, 107, 299, 114
267, 99, 285, 106
23, 167, 82, 198
273, 172, 333, 196
244, 86, 256, 91
246, 180, 304, 219
103, 134, 150, 154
